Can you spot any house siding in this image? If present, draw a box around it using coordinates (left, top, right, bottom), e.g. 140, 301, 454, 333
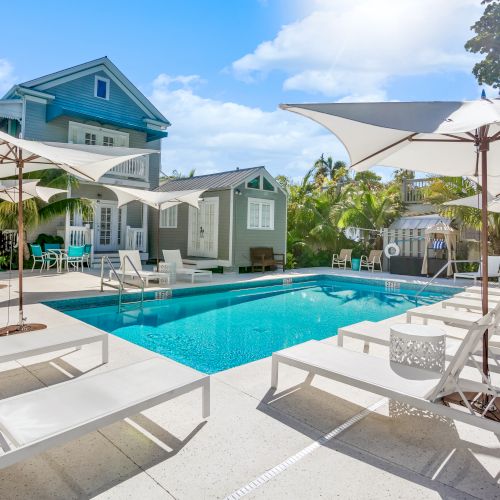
153, 189, 231, 262
232, 183, 287, 268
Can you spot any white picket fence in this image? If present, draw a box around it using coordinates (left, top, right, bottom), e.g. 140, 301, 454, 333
126, 227, 146, 252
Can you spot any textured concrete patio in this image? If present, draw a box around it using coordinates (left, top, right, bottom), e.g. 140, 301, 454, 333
0, 268, 497, 499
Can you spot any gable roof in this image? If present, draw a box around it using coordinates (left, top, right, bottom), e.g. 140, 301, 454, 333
2, 57, 170, 126
158, 167, 270, 192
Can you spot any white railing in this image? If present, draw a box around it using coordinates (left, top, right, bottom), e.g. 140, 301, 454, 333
57, 226, 93, 247
126, 227, 146, 252
106, 156, 149, 180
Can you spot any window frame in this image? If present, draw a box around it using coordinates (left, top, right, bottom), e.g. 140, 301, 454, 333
245, 174, 277, 192
247, 197, 275, 231
159, 205, 178, 229
94, 76, 110, 100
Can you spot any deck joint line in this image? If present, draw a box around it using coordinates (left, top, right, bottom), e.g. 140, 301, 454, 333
224, 398, 388, 499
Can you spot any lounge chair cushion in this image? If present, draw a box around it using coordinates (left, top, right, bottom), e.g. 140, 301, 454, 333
0, 358, 205, 446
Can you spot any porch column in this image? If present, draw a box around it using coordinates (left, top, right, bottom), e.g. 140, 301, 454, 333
142, 204, 148, 254
64, 178, 72, 247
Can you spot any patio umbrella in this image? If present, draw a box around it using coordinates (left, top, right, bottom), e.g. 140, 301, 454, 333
444, 193, 500, 213
0, 130, 157, 332
103, 184, 205, 267
280, 99, 500, 384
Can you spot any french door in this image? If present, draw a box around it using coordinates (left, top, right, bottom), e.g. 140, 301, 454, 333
95, 202, 118, 251
188, 197, 219, 258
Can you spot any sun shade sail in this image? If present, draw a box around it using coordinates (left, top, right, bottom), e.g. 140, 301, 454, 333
0, 180, 66, 203
0, 131, 157, 182
104, 184, 205, 210
280, 100, 500, 195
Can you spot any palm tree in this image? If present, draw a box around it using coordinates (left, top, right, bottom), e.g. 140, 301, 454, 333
0, 170, 93, 259
313, 154, 347, 186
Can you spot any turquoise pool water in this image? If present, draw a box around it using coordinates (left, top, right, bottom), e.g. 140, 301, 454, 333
47, 276, 459, 374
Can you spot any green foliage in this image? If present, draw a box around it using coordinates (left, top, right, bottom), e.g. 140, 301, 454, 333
465, 0, 500, 88
34, 233, 64, 248
283, 155, 405, 268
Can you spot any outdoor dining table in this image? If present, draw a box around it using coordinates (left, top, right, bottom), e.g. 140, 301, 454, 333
46, 249, 67, 274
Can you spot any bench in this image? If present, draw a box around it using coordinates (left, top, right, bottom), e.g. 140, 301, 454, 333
250, 247, 285, 272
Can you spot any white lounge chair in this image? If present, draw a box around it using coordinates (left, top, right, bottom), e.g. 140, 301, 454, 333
114, 250, 168, 286
0, 324, 108, 365
454, 256, 500, 284
271, 308, 500, 433
163, 250, 212, 283
442, 297, 498, 312
465, 286, 500, 296
454, 292, 500, 302
331, 249, 352, 269
0, 357, 209, 469
406, 304, 484, 327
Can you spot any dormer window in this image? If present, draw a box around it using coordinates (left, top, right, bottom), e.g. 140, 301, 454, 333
246, 174, 276, 192
94, 76, 110, 100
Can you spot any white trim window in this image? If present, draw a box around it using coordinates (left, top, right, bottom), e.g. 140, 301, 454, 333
246, 174, 276, 192
247, 198, 274, 230
68, 121, 129, 147
94, 76, 110, 100
160, 205, 178, 228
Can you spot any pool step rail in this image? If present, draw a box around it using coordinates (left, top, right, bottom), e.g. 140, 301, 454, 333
100, 255, 145, 312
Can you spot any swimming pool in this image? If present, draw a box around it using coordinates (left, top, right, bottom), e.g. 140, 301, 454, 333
46, 275, 460, 374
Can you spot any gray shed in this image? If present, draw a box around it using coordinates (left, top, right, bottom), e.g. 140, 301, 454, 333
151, 167, 287, 270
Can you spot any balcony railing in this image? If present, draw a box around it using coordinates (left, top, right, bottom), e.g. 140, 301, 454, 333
126, 227, 146, 252
105, 156, 149, 181
402, 178, 436, 204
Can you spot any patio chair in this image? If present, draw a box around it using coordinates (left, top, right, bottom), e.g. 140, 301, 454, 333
83, 244, 92, 269
44, 243, 61, 271
29, 244, 46, 272
331, 249, 352, 269
250, 247, 285, 272
359, 250, 383, 272
115, 250, 166, 286
271, 304, 500, 434
0, 357, 209, 469
0, 323, 108, 365
163, 250, 212, 283
65, 245, 85, 272
454, 256, 500, 284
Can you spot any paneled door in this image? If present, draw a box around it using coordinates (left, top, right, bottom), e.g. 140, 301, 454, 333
95, 201, 118, 251
188, 197, 219, 258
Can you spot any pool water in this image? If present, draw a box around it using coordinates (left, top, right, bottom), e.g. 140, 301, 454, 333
48, 277, 458, 374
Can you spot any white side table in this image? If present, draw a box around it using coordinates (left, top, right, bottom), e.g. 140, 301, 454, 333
157, 261, 176, 285
390, 324, 446, 373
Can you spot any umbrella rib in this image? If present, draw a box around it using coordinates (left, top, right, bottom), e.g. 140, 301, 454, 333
350, 133, 418, 168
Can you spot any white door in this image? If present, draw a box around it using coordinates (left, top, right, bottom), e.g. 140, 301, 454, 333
188, 197, 219, 258
95, 202, 118, 251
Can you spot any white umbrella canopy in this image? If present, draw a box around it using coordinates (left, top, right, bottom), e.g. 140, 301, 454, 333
281, 98, 500, 390
444, 193, 500, 213
280, 100, 500, 194
0, 180, 66, 203
0, 131, 156, 182
103, 185, 205, 266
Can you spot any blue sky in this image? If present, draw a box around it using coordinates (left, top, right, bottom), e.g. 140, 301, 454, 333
2, 0, 490, 180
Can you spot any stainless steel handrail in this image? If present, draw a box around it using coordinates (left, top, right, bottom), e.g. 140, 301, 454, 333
100, 255, 145, 311
414, 259, 479, 301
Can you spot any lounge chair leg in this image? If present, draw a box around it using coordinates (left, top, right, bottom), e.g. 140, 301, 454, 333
102, 337, 109, 364
202, 378, 210, 418
337, 332, 343, 347
363, 341, 370, 354
271, 355, 279, 389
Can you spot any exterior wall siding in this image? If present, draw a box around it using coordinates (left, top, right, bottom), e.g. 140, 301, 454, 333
153, 189, 231, 262
232, 183, 287, 268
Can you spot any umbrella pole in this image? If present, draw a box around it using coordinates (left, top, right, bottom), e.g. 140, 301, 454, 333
17, 158, 24, 328
480, 134, 489, 379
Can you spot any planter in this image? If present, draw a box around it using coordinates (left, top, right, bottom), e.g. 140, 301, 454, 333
352, 258, 361, 271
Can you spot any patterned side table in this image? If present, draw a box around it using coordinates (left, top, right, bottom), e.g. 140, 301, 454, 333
390, 324, 446, 373
157, 262, 176, 285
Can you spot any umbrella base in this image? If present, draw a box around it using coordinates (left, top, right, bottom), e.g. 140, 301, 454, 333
443, 392, 500, 423
0, 323, 47, 337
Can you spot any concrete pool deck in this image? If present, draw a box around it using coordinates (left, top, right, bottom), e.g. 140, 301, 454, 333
0, 268, 497, 498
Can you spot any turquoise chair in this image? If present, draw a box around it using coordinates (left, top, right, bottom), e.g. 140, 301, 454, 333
65, 245, 85, 272
30, 244, 47, 272
44, 243, 61, 271
83, 244, 92, 269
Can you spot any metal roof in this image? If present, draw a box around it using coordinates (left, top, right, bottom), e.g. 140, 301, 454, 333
157, 167, 265, 192
389, 214, 450, 231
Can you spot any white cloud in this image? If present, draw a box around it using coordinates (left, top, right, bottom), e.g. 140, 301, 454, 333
149, 74, 344, 180
0, 59, 15, 94
233, 0, 481, 100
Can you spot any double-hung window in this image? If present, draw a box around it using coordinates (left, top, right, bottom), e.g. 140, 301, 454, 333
160, 205, 178, 228
94, 76, 110, 100
247, 198, 274, 230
